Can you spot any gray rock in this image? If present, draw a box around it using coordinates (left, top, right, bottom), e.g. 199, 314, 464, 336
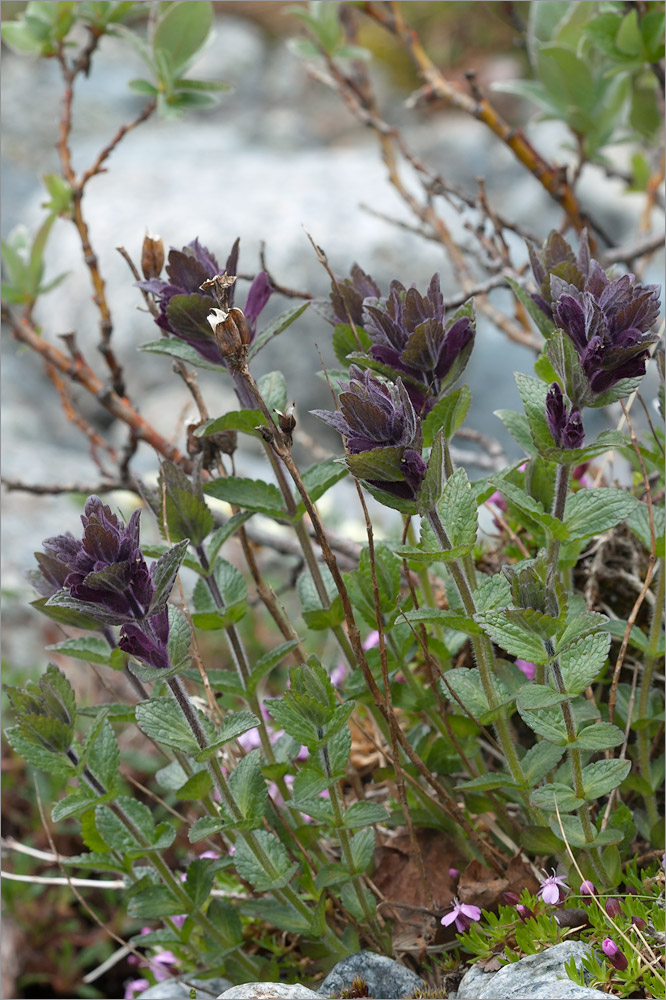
136, 976, 231, 999
217, 985, 321, 1000
453, 941, 612, 999
317, 950, 424, 999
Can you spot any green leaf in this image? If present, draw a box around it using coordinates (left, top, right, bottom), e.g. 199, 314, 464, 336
459, 772, 519, 792
86, 717, 120, 794
422, 386, 472, 447
546, 330, 589, 408
494, 409, 536, 455
153, 0, 212, 73
52, 790, 98, 822
417, 429, 446, 514
350, 827, 375, 873
436, 467, 478, 548
294, 796, 334, 825
521, 742, 566, 784
298, 458, 348, 507
342, 801, 390, 829
515, 373, 554, 452
29, 594, 103, 632
572, 723, 624, 751
128, 77, 159, 96
204, 476, 287, 519
45, 637, 110, 665
517, 684, 569, 711
516, 704, 568, 744
140, 337, 226, 372
188, 815, 224, 843
487, 476, 568, 541
192, 557, 247, 630
505, 276, 556, 339
135, 698, 203, 754
176, 769, 213, 801
530, 783, 585, 813
521, 825, 564, 855
157, 460, 214, 545
206, 512, 253, 563
346, 445, 406, 484
196, 409, 268, 438
95, 796, 153, 853
558, 630, 610, 694
547, 814, 623, 849
360, 480, 418, 516
233, 830, 298, 891
265, 698, 320, 749
128, 885, 185, 919
194, 712, 260, 762
564, 489, 638, 541
439, 668, 490, 720
626, 502, 665, 558
331, 322, 372, 366
148, 538, 189, 616
400, 607, 481, 634
314, 862, 351, 889
183, 857, 215, 909
475, 611, 549, 665
341, 881, 376, 921
206, 898, 244, 950
297, 566, 344, 631
257, 370, 287, 415
475, 573, 512, 613
581, 759, 631, 800
248, 302, 309, 360
247, 641, 299, 696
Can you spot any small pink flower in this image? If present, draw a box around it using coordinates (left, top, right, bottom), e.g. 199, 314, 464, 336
199, 850, 220, 860
449, 867, 460, 882
441, 896, 482, 933
516, 903, 535, 921
602, 937, 628, 970
487, 490, 508, 513
537, 869, 569, 904
363, 630, 380, 650
330, 660, 347, 687
515, 659, 536, 680
580, 880, 596, 897
125, 979, 150, 1000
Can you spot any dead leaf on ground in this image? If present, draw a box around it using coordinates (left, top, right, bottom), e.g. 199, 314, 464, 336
458, 855, 540, 910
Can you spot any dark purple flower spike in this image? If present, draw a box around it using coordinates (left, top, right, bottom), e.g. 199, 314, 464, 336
44, 497, 154, 620
311, 366, 426, 500
545, 382, 585, 450
362, 275, 475, 411
529, 231, 661, 402
137, 237, 273, 366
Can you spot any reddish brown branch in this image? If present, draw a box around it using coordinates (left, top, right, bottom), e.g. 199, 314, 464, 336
3, 304, 192, 472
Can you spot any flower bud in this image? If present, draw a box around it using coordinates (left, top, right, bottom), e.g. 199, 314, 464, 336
502, 891, 520, 905
602, 937, 628, 971
207, 307, 251, 363
516, 904, 534, 921
631, 915, 646, 931
141, 233, 164, 279
579, 880, 597, 897
449, 867, 460, 882
605, 897, 623, 918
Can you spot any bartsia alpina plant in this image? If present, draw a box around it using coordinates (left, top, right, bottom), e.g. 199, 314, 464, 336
545, 382, 585, 449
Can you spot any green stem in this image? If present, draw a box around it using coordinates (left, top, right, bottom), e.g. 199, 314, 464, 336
637, 559, 664, 829
166, 676, 343, 954
426, 508, 529, 793
74, 752, 258, 976
321, 744, 383, 943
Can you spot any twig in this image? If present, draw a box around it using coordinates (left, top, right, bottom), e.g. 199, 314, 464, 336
361, 1, 597, 241
2, 304, 193, 472
259, 241, 313, 300
602, 231, 665, 266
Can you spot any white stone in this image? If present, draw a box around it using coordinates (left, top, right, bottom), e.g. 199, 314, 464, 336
454, 942, 613, 1000
216, 984, 321, 1000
